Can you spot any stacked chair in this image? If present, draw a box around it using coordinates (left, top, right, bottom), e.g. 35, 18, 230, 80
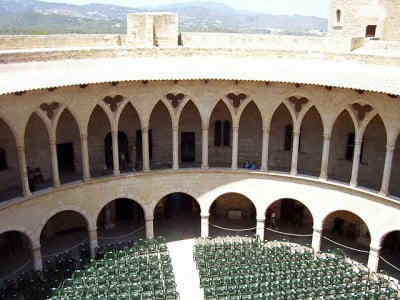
49, 236, 179, 299
194, 235, 400, 300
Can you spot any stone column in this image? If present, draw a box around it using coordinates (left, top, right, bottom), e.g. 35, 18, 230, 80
111, 131, 120, 176
231, 126, 239, 170
311, 227, 323, 253
142, 127, 150, 171
319, 134, 331, 180
201, 126, 209, 169
17, 145, 31, 197
260, 128, 270, 172
172, 127, 179, 170
80, 134, 91, 181
145, 218, 154, 239
367, 244, 381, 272
49, 140, 60, 188
290, 131, 300, 176
201, 214, 209, 238
32, 246, 43, 270
256, 218, 265, 241
350, 136, 362, 187
379, 145, 395, 196
88, 228, 98, 259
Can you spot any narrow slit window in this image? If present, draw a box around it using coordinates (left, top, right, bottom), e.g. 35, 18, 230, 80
336, 9, 341, 24
223, 121, 231, 146
284, 124, 293, 151
0, 149, 7, 170
214, 121, 221, 146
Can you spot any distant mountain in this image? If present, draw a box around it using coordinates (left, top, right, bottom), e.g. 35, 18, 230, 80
0, 0, 327, 35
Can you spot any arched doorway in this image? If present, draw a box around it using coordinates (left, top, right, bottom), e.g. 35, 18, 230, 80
0, 118, 21, 201
97, 198, 145, 246
209, 101, 232, 168
268, 104, 293, 172
104, 131, 129, 170
265, 199, 313, 245
0, 231, 33, 280
297, 107, 323, 177
321, 210, 370, 265
149, 101, 172, 170
379, 231, 400, 280
154, 193, 200, 241
40, 211, 89, 261
209, 193, 256, 238
238, 102, 262, 169
88, 105, 111, 177
25, 113, 53, 191
328, 110, 355, 184
358, 115, 386, 191
179, 101, 202, 168
118, 103, 141, 172
56, 109, 82, 184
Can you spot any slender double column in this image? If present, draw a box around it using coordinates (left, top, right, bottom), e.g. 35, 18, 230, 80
380, 145, 395, 195
111, 130, 120, 176
290, 131, 300, 176
88, 228, 98, 259
256, 218, 265, 241
145, 218, 154, 239
49, 139, 60, 188
201, 125, 209, 169
17, 145, 31, 197
80, 134, 91, 181
231, 126, 239, 170
350, 133, 363, 187
201, 213, 210, 238
319, 134, 331, 180
260, 128, 270, 172
311, 227, 323, 253
367, 244, 381, 272
172, 127, 179, 170
32, 246, 43, 270
142, 126, 150, 171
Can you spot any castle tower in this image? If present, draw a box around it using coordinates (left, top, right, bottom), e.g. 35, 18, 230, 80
328, 0, 400, 40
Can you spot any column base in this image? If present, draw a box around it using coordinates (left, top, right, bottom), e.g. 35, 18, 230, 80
319, 175, 328, 181
379, 190, 388, 196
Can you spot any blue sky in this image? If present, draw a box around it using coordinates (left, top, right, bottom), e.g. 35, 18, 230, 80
45, 0, 330, 18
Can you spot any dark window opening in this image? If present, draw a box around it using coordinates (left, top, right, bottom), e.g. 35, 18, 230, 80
214, 121, 221, 146
346, 132, 364, 161
284, 124, 293, 151
336, 9, 341, 24
366, 25, 377, 38
0, 149, 7, 170
223, 121, 231, 146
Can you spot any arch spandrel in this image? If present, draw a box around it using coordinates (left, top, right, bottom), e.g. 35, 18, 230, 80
0, 226, 35, 249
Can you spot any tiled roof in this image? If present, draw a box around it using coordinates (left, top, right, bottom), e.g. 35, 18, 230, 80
0, 55, 399, 95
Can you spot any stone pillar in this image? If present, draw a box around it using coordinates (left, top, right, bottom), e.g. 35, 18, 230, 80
111, 131, 120, 176
256, 218, 265, 241
290, 131, 300, 176
231, 126, 239, 170
49, 140, 60, 188
17, 145, 31, 197
172, 127, 179, 170
367, 244, 381, 272
145, 218, 154, 238
32, 246, 43, 270
319, 134, 331, 180
88, 228, 98, 259
350, 137, 362, 187
380, 145, 395, 196
311, 227, 323, 253
80, 134, 91, 181
201, 126, 209, 169
201, 214, 209, 238
260, 128, 270, 172
142, 127, 150, 171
